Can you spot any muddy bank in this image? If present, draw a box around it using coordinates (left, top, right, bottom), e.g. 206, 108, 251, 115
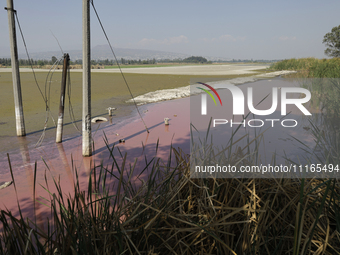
1, 71, 264, 152
0, 75, 319, 228
0, 95, 191, 223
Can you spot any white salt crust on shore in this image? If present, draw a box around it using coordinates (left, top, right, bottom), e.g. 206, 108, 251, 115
127, 70, 296, 105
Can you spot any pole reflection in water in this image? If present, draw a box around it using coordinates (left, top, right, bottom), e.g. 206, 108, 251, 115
83, 156, 94, 179
17, 136, 43, 229
57, 143, 75, 187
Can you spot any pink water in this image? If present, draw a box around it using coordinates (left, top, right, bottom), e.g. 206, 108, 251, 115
0, 97, 191, 223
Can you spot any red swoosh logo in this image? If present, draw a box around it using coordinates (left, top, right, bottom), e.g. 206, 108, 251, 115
197, 82, 222, 106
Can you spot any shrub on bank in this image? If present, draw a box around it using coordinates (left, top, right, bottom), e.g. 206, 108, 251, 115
270, 57, 340, 78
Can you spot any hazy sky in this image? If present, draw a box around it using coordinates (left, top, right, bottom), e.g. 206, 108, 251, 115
1, 0, 340, 60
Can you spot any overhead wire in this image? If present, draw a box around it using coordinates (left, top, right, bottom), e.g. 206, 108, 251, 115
90, 0, 150, 133
66, 64, 106, 139
14, 11, 47, 108
12, 8, 82, 147
50, 30, 64, 55
13, 8, 61, 147
36, 56, 86, 147
67, 67, 82, 134
45, 57, 62, 125
35, 57, 63, 147
12, 3, 150, 150
49, 32, 82, 134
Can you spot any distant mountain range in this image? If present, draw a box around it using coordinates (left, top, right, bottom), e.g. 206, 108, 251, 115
0, 45, 231, 62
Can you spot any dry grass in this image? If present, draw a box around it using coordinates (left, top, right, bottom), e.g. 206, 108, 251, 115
1, 73, 340, 254
1, 129, 340, 254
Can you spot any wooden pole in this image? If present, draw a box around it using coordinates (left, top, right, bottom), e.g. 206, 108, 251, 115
6, 0, 25, 136
56, 53, 69, 143
82, 0, 92, 156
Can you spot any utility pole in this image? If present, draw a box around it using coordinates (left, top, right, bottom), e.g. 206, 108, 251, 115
56, 53, 70, 143
82, 0, 92, 156
6, 0, 25, 136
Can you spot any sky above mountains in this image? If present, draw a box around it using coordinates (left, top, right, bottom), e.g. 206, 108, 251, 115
1, 0, 339, 60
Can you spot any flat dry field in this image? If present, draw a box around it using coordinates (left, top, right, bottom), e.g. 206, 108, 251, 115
0, 63, 269, 75
0, 64, 276, 151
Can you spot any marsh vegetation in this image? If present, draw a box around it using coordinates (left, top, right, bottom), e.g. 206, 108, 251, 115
1, 60, 340, 254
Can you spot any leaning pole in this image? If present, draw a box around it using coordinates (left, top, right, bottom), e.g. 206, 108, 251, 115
6, 0, 25, 136
56, 53, 69, 143
82, 0, 92, 156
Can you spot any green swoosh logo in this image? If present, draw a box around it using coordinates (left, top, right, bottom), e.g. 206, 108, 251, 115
197, 87, 217, 106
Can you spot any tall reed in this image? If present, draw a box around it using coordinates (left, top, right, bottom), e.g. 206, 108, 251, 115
1, 127, 340, 254
270, 58, 340, 78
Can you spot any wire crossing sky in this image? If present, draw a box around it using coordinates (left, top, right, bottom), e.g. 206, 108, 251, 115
1, 0, 339, 60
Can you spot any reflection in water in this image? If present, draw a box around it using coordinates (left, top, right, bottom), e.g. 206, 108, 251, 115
83, 157, 92, 177
190, 78, 320, 178
141, 133, 150, 156
57, 143, 74, 187
18, 136, 34, 199
191, 77, 340, 178
82, 157, 99, 194
17, 136, 43, 230
1, 85, 191, 238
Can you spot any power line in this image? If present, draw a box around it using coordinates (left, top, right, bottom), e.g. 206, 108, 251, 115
50, 30, 64, 55
67, 67, 82, 134
90, 0, 149, 133
35, 57, 63, 147
13, 10, 82, 146
14, 12, 47, 107
13, 9, 62, 147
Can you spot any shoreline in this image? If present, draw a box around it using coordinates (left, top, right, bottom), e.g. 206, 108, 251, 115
0, 69, 296, 160
0, 66, 294, 153
0, 95, 191, 220
0, 68, 297, 222
0, 63, 270, 75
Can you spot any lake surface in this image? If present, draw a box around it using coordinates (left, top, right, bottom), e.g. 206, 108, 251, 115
0, 75, 328, 223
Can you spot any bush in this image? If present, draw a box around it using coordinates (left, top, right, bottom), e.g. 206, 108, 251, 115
270, 58, 340, 78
